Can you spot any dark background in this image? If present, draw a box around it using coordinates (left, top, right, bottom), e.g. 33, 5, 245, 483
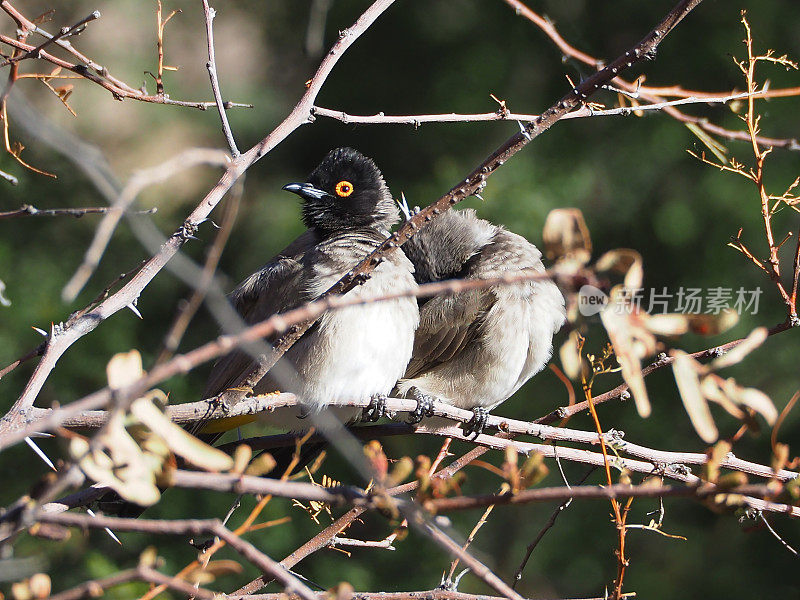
1, 1, 799, 598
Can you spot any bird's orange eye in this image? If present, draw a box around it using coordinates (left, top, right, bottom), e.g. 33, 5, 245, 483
335, 180, 354, 197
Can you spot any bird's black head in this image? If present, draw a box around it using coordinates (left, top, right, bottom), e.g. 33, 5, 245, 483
283, 147, 399, 236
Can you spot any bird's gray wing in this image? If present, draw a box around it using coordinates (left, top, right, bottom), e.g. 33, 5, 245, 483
404, 288, 494, 379
202, 230, 316, 398
471, 229, 547, 276
404, 227, 547, 380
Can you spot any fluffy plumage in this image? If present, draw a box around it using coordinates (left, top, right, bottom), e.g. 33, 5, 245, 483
396, 208, 565, 429
203, 148, 419, 430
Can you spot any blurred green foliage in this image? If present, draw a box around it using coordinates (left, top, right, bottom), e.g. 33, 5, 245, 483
1, 1, 799, 598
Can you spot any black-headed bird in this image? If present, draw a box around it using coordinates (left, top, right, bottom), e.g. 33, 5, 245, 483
202, 147, 419, 432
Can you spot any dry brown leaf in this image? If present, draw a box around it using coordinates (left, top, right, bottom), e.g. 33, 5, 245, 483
542, 208, 592, 263
596, 249, 643, 290
184, 560, 244, 585
672, 350, 718, 443
723, 380, 778, 425
685, 310, 739, 336
106, 349, 143, 390
711, 326, 768, 369
559, 330, 584, 380
601, 307, 651, 417
131, 397, 234, 472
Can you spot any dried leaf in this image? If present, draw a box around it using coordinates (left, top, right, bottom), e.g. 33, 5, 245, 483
106, 350, 144, 390
772, 442, 790, 473
232, 444, 253, 474
601, 308, 651, 417
686, 310, 739, 336
520, 452, 549, 488
503, 446, 520, 492
138, 546, 159, 568
711, 327, 768, 369
388, 456, 415, 486
645, 313, 691, 336
596, 249, 643, 290
686, 122, 729, 164
363, 440, 388, 480
332, 582, 355, 600
724, 381, 778, 425
672, 351, 718, 443
185, 560, 243, 585
28, 573, 51, 599
542, 208, 592, 263
70, 414, 162, 506
703, 440, 731, 483
245, 452, 276, 477
559, 330, 584, 380
716, 472, 748, 489
130, 398, 234, 472
700, 375, 745, 419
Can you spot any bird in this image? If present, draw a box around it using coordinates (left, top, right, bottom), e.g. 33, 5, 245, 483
395, 206, 565, 435
201, 147, 419, 434
99, 148, 418, 516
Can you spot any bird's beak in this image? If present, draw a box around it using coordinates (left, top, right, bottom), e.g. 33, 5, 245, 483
282, 182, 330, 200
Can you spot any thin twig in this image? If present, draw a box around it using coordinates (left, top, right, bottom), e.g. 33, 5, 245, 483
0, 32, 251, 110
155, 180, 241, 363
502, 0, 800, 151
0, 204, 156, 220
201, 0, 239, 156
759, 511, 799, 556
34, 512, 319, 600
47, 565, 218, 600
233, 444, 495, 596
312, 89, 788, 126
424, 482, 792, 512
512, 466, 596, 588
0, 10, 101, 68
446, 501, 497, 585
60, 147, 229, 303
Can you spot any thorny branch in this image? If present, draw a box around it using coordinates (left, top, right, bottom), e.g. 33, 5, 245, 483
502, 0, 800, 151
0, 204, 156, 220
33, 512, 320, 600
312, 88, 797, 128
0, 2, 251, 111
22, 395, 800, 485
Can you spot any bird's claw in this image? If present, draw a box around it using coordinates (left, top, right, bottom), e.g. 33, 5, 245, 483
407, 387, 436, 424
362, 394, 388, 422
462, 407, 489, 438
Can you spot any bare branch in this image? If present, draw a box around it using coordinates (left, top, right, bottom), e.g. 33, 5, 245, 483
0, 10, 101, 68
0, 204, 156, 220
34, 512, 319, 600
201, 0, 239, 156
312, 89, 785, 126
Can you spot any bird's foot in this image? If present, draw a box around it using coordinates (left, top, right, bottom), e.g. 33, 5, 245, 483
407, 387, 436, 424
362, 394, 388, 422
462, 407, 489, 439
296, 405, 311, 420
